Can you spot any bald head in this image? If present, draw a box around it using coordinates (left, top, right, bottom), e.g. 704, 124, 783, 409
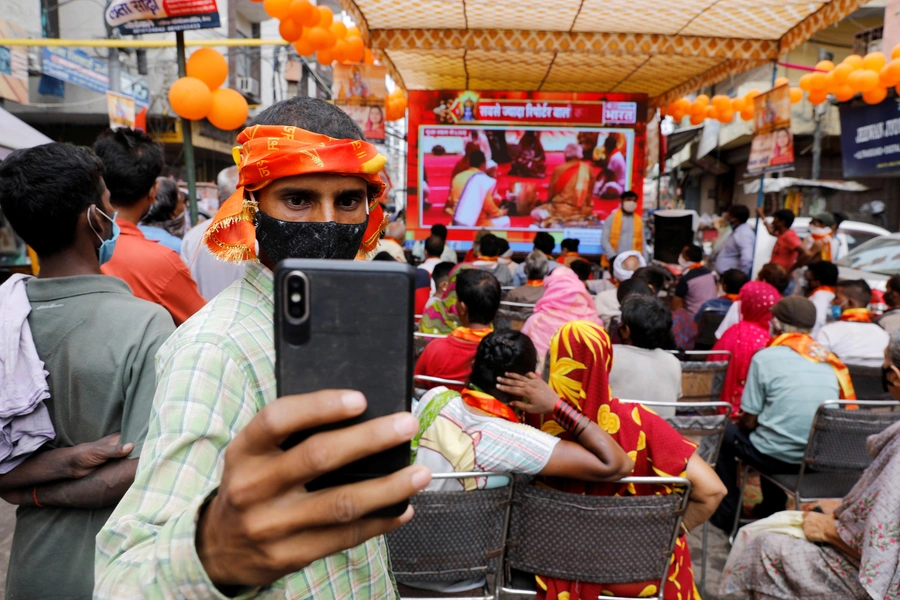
385, 220, 406, 243
623, 255, 641, 272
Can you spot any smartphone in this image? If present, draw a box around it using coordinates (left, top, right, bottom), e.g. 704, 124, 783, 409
274, 259, 415, 518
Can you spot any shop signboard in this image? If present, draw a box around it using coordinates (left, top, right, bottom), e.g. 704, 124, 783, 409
0, 20, 28, 104
105, 0, 220, 35
41, 47, 150, 107
839, 95, 900, 177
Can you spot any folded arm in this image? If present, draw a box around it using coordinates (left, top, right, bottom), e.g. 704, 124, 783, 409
2, 458, 138, 509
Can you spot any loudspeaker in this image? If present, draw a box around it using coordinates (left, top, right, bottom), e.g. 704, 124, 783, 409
653, 214, 694, 264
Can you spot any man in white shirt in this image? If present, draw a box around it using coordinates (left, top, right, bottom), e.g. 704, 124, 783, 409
179, 166, 246, 300
420, 235, 444, 275
805, 261, 839, 338
375, 220, 407, 262
816, 279, 889, 368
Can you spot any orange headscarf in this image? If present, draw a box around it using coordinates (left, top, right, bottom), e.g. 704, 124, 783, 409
203, 124, 389, 263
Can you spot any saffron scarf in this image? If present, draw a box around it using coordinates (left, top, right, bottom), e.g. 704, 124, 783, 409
526, 320, 699, 600
203, 125, 388, 263
841, 308, 873, 323
768, 332, 856, 400
526, 279, 543, 287
710, 282, 781, 415
723, 293, 741, 302
811, 232, 834, 262
449, 326, 493, 343
521, 267, 605, 366
811, 285, 835, 296
556, 252, 579, 265
604, 208, 643, 266
460, 388, 518, 423
419, 264, 474, 334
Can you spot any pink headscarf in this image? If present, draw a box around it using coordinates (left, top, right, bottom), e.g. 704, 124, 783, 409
710, 281, 781, 415
522, 267, 605, 365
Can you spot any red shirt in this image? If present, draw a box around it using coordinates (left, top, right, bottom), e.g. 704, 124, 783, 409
770, 229, 801, 271
101, 219, 206, 326
414, 335, 480, 391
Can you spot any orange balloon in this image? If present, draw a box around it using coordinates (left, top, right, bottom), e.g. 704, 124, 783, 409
739, 106, 754, 121
317, 48, 335, 66
289, 0, 318, 26
689, 113, 704, 126
893, 44, 900, 61
789, 87, 803, 104
858, 70, 880, 92
744, 88, 761, 100
863, 86, 888, 105
833, 85, 855, 102
294, 34, 315, 57
263, 0, 291, 19
863, 52, 887, 73
279, 18, 303, 42
345, 35, 365, 62
186, 48, 228, 91
347, 25, 361, 38
831, 63, 853, 84
168, 77, 212, 120
823, 72, 839, 93
731, 97, 746, 112
330, 21, 347, 40
677, 97, 692, 112
317, 5, 333, 29
695, 94, 709, 107
207, 88, 249, 131
718, 109, 735, 124
332, 39, 349, 63
690, 101, 705, 117
705, 106, 718, 120
364, 48, 375, 65
798, 73, 814, 92
807, 90, 828, 105
774, 76, 790, 88
843, 54, 864, 69
307, 26, 331, 51
815, 60, 835, 72
808, 72, 827, 91
847, 69, 866, 92
881, 60, 900, 87
711, 94, 730, 110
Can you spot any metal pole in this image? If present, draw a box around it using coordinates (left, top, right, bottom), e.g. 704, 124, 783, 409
176, 31, 198, 225
750, 61, 779, 277
656, 108, 663, 209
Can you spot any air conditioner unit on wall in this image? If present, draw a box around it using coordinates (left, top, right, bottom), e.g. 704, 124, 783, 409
236, 76, 259, 99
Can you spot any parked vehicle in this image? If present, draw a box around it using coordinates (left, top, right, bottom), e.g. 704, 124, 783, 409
836, 232, 900, 291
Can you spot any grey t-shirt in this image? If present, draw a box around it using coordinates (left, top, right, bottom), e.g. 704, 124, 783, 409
6, 275, 174, 600
609, 345, 682, 417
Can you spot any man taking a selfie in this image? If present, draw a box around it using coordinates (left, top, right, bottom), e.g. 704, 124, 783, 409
95, 98, 432, 598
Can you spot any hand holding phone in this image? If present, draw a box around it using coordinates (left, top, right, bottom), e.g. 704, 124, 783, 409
196, 389, 432, 588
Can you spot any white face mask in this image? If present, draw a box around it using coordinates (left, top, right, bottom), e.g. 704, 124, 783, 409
622, 200, 638, 214
809, 225, 831, 236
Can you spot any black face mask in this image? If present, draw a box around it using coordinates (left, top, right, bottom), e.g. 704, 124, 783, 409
254, 210, 368, 263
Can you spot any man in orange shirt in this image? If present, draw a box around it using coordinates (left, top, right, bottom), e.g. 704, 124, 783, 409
93, 128, 205, 325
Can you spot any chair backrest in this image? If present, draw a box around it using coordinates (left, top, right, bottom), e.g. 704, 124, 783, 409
504, 477, 690, 592
847, 364, 893, 401
694, 308, 728, 350
413, 374, 467, 388
619, 400, 730, 467
386, 472, 512, 588
802, 400, 900, 473
494, 301, 536, 332
669, 350, 730, 403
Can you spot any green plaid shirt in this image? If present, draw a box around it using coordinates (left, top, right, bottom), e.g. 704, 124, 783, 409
95, 262, 398, 599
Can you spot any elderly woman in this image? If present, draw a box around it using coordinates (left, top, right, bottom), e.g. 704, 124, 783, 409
500, 320, 727, 599
139, 178, 186, 253
719, 330, 900, 600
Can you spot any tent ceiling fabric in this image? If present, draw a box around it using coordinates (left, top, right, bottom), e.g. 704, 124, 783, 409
340, 0, 866, 105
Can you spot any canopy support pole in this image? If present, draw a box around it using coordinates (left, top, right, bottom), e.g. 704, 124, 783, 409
176, 31, 199, 226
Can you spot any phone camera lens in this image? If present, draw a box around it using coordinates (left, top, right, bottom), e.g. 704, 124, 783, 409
290, 292, 302, 304
289, 304, 302, 318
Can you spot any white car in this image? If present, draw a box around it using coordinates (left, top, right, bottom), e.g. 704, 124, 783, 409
836, 232, 900, 291
750, 217, 889, 280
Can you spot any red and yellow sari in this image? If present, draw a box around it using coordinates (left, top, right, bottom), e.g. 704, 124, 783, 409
526, 320, 700, 600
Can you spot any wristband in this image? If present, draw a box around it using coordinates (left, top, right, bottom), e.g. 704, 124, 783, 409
553, 398, 587, 437
32, 486, 43, 508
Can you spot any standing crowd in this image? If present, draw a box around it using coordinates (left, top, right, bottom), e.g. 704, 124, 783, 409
0, 96, 897, 600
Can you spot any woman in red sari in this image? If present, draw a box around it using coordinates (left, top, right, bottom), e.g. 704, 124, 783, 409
710, 281, 781, 416
499, 320, 726, 600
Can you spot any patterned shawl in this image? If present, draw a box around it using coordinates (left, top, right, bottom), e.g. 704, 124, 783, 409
419, 264, 474, 334
203, 124, 388, 263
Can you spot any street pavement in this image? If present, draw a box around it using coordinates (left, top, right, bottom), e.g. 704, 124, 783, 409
0, 500, 737, 600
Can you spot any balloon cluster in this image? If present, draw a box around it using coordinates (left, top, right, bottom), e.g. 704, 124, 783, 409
664, 45, 900, 125
261, 0, 375, 67
168, 49, 250, 131
385, 88, 408, 122
796, 47, 900, 106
